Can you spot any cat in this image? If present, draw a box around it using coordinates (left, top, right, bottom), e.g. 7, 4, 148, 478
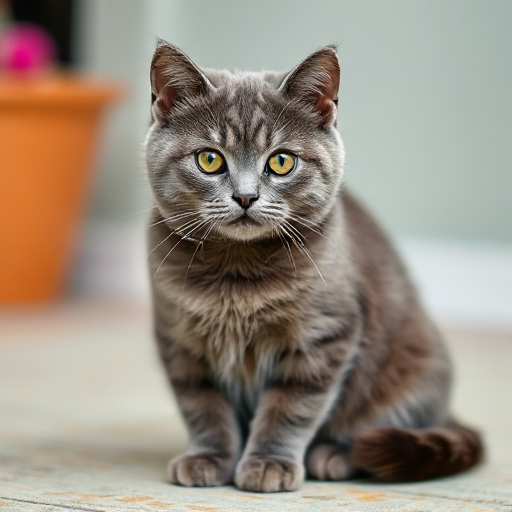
145, 40, 483, 492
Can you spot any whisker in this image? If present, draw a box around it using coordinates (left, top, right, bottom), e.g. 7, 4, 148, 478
288, 214, 362, 265
274, 223, 297, 277
258, 207, 286, 216
271, 118, 293, 140
147, 216, 202, 258
280, 223, 325, 286
153, 218, 211, 277
114, 216, 172, 253
288, 215, 338, 247
115, 210, 201, 252
292, 212, 359, 235
182, 218, 220, 289
270, 98, 297, 134
282, 218, 307, 242
200, 97, 220, 131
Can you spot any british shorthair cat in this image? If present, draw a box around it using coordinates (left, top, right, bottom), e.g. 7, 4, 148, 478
144, 40, 482, 492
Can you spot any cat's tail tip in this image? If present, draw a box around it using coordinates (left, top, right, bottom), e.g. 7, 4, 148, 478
351, 421, 484, 482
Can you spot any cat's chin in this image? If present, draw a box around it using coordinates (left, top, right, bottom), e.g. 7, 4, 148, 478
215, 219, 274, 243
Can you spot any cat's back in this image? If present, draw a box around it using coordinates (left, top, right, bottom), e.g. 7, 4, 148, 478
338, 188, 438, 350
341, 189, 416, 305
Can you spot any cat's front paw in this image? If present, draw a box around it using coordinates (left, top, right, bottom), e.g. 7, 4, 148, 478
306, 443, 352, 480
168, 452, 235, 487
234, 456, 304, 492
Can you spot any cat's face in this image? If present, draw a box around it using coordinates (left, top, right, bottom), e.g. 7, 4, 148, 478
146, 41, 344, 242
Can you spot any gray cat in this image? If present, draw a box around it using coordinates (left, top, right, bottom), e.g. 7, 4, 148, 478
145, 40, 482, 492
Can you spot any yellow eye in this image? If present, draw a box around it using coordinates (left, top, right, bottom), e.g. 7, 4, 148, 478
267, 153, 296, 175
197, 151, 224, 173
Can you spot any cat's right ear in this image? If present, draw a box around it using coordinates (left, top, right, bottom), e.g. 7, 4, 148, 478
279, 45, 340, 128
150, 40, 212, 122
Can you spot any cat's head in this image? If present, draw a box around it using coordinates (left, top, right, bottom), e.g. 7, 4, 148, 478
145, 40, 344, 243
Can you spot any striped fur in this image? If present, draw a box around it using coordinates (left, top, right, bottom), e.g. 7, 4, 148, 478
145, 41, 483, 492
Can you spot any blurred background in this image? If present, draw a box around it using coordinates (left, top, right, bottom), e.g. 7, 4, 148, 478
0, 2, 511, 506
1, 0, 510, 327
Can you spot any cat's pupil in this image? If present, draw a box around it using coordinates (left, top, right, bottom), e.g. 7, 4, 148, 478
277, 154, 285, 167
207, 153, 215, 165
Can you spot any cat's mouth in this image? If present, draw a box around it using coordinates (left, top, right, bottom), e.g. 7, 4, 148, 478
228, 215, 261, 227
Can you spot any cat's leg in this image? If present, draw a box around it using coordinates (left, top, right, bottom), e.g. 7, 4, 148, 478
234, 338, 355, 492
306, 441, 353, 480
158, 334, 241, 487
305, 318, 482, 482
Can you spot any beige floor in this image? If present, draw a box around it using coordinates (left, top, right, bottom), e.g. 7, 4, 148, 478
0, 299, 511, 511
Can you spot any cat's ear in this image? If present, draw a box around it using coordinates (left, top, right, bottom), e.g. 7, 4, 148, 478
150, 40, 212, 122
279, 45, 340, 127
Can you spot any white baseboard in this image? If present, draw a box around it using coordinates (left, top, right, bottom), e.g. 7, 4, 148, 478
398, 239, 512, 329
73, 224, 512, 329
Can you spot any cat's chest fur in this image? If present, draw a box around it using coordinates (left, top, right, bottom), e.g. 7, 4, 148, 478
160, 241, 312, 385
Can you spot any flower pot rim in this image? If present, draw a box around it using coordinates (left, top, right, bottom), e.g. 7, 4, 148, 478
0, 72, 124, 107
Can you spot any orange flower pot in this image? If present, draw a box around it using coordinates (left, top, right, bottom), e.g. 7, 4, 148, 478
0, 75, 121, 303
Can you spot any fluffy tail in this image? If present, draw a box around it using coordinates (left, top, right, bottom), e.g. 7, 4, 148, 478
351, 421, 484, 482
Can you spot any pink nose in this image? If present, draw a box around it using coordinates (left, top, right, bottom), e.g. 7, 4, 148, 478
232, 193, 259, 209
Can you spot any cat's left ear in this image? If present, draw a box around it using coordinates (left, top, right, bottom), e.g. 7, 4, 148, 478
150, 39, 212, 122
279, 45, 340, 127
